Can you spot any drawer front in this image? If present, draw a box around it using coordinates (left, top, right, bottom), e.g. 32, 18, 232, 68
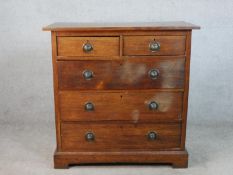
57, 37, 120, 56
59, 91, 183, 122
58, 57, 185, 90
123, 35, 186, 56
61, 123, 181, 151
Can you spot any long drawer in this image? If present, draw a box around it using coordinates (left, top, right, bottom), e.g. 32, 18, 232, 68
59, 91, 183, 122
61, 123, 181, 152
58, 57, 185, 90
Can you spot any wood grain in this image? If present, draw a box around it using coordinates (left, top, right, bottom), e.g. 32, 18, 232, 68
58, 57, 185, 90
57, 37, 119, 56
61, 123, 181, 152
59, 91, 183, 122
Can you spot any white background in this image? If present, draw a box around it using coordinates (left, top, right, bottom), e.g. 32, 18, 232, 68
0, 0, 233, 174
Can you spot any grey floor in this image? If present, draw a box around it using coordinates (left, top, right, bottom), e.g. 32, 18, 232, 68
0, 120, 233, 175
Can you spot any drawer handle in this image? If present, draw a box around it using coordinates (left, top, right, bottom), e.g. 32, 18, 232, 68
83, 70, 94, 80
147, 131, 157, 141
85, 132, 95, 141
148, 101, 159, 110
83, 42, 93, 53
148, 69, 159, 79
149, 40, 160, 52
85, 102, 95, 111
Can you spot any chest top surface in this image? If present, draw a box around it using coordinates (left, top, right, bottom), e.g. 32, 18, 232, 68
43, 21, 200, 31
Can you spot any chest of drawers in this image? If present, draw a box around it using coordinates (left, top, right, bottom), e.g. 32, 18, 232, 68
43, 22, 200, 168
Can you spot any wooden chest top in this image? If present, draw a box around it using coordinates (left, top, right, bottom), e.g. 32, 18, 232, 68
43, 21, 200, 31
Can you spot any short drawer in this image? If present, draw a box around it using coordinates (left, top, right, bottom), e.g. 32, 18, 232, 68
61, 123, 181, 152
58, 57, 185, 90
123, 35, 186, 56
57, 37, 120, 57
59, 91, 183, 122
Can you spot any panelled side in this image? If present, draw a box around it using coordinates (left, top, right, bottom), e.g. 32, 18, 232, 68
51, 32, 62, 151
180, 31, 192, 149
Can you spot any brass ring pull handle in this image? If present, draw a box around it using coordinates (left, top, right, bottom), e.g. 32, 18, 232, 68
148, 101, 159, 110
83, 42, 93, 53
85, 132, 95, 141
148, 69, 159, 79
83, 70, 94, 80
85, 102, 95, 111
149, 40, 160, 52
147, 131, 157, 141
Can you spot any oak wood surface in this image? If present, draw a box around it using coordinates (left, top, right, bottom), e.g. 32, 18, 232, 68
58, 57, 185, 90
59, 91, 183, 122
57, 37, 119, 56
123, 35, 186, 56
61, 123, 181, 152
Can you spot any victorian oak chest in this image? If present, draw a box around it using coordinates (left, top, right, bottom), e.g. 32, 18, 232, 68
43, 22, 200, 168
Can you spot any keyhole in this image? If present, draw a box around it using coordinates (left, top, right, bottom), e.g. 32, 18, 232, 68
120, 95, 123, 99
